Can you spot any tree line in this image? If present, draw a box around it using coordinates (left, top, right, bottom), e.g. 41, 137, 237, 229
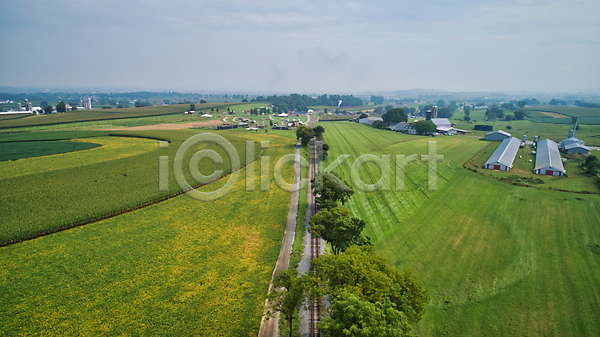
271, 125, 429, 336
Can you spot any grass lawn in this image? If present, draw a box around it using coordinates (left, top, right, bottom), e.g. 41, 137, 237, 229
321, 121, 600, 336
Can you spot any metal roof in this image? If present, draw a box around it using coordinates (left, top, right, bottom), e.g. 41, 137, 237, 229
564, 143, 591, 151
485, 130, 512, 137
535, 139, 566, 173
484, 137, 521, 168
431, 118, 451, 127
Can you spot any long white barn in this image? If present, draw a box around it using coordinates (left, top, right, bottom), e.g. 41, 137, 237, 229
534, 139, 566, 176
484, 137, 521, 171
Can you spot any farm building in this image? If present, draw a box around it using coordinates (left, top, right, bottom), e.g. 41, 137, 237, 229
359, 117, 383, 125
483, 137, 520, 171
534, 139, 566, 176
564, 143, 591, 156
485, 130, 512, 141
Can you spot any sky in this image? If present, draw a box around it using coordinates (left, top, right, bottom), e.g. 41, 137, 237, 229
1, 0, 599, 93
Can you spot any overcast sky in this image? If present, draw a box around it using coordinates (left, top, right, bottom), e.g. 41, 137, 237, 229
1, 0, 599, 93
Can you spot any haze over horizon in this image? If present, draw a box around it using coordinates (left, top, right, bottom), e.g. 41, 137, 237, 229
1, 0, 599, 94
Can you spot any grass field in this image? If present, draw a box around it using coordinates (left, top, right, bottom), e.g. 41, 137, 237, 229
528, 105, 600, 118
0, 131, 298, 336
0, 140, 102, 161
321, 122, 600, 336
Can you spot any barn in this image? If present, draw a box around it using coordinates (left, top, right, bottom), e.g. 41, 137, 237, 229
485, 130, 512, 141
534, 139, 566, 176
564, 143, 591, 156
484, 137, 520, 171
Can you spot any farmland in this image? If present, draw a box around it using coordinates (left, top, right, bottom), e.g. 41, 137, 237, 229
320, 121, 600, 336
0, 124, 300, 335
0, 130, 262, 245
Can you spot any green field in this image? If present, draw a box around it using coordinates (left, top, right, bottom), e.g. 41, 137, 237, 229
0, 130, 264, 245
528, 105, 600, 118
0, 140, 103, 161
0, 103, 232, 129
321, 122, 600, 336
450, 111, 600, 147
0, 126, 299, 335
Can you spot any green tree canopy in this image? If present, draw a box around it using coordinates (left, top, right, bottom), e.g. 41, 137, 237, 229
311, 245, 429, 323
413, 120, 436, 135
314, 125, 325, 139
359, 113, 368, 119
514, 109, 526, 120
296, 125, 315, 146
381, 108, 408, 124
309, 206, 371, 255
313, 172, 354, 210
56, 101, 66, 113
318, 293, 411, 337
267, 269, 307, 337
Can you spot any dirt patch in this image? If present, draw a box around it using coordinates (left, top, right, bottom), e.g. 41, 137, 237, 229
536, 111, 569, 118
106, 120, 222, 131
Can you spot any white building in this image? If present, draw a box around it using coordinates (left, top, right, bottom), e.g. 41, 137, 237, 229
484, 137, 520, 171
534, 139, 566, 176
359, 117, 383, 125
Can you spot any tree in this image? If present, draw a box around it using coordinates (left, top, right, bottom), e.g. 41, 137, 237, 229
270, 119, 273, 126
463, 106, 471, 115
505, 114, 513, 121
296, 125, 315, 146
40, 101, 48, 107
359, 113, 368, 119
200, 99, 207, 103
370, 96, 384, 105
413, 120, 436, 135
56, 101, 66, 113
314, 125, 325, 139
372, 120, 389, 129
310, 245, 429, 323
319, 293, 411, 337
241, 98, 247, 102
190, 103, 195, 111
267, 269, 306, 337
506, 125, 513, 130
382, 108, 408, 124
514, 109, 526, 120
436, 99, 446, 108
313, 172, 354, 210
43, 105, 53, 114
324, 108, 328, 114
374, 106, 383, 114
517, 101, 526, 108
309, 206, 371, 255
438, 107, 453, 118
385, 105, 394, 112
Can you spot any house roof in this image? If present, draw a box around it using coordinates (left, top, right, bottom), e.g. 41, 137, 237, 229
535, 139, 566, 173
564, 143, 591, 151
485, 130, 512, 137
430, 118, 451, 127
484, 137, 521, 168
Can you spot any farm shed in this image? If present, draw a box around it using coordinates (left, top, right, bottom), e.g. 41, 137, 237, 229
485, 130, 512, 141
534, 139, 566, 176
484, 137, 520, 171
359, 117, 383, 125
564, 143, 591, 156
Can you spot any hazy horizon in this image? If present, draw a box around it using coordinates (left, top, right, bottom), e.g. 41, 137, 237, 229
1, 0, 599, 93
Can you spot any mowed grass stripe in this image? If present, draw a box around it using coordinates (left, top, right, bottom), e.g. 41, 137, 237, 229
323, 122, 600, 336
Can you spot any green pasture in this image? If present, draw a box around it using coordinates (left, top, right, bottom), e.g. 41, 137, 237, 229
0, 130, 265, 245
321, 122, 600, 336
0, 132, 298, 336
528, 105, 600, 118
450, 116, 600, 147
